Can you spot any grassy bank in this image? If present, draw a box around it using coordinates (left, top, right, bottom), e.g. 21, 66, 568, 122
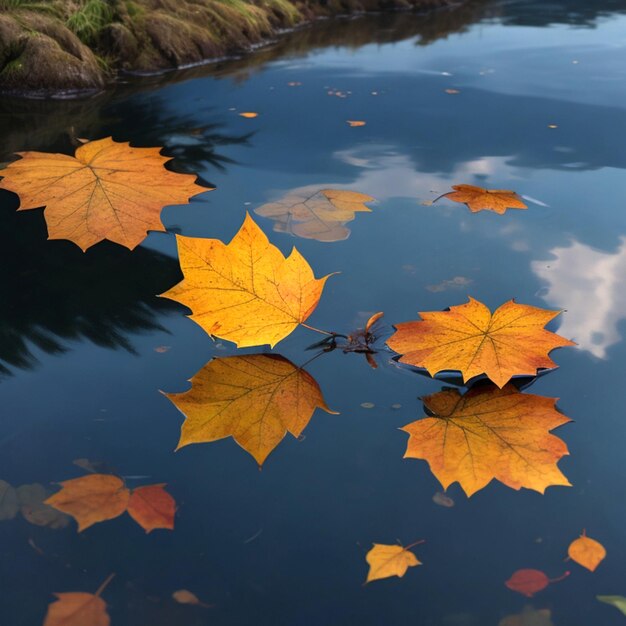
0, 0, 453, 96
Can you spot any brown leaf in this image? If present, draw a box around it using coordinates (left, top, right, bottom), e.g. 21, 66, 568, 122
436, 184, 527, 214
127, 484, 176, 533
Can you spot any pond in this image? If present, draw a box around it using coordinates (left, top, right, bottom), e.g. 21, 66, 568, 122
2, 0, 626, 624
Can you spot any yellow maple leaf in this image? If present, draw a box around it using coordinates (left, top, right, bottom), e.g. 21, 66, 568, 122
568, 531, 606, 572
255, 188, 374, 242
365, 543, 422, 583
436, 184, 527, 214
402, 384, 571, 497
161, 213, 332, 348
387, 297, 575, 388
164, 353, 337, 465
0, 137, 210, 251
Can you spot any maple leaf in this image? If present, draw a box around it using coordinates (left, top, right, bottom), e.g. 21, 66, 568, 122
45, 474, 176, 532
160, 213, 332, 348
0, 137, 209, 251
388, 297, 575, 388
436, 184, 527, 214
568, 530, 605, 572
401, 384, 571, 497
505, 569, 569, 597
365, 542, 422, 583
164, 353, 337, 465
499, 606, 554, 626
127, 484, 176, 533
255, 189, 374, 242
43, 574, 114, 626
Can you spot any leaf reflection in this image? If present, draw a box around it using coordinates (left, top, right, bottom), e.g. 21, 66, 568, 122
164, 353, 337, 465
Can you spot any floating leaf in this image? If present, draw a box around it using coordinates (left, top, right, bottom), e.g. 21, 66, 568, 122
127, 484, 176, 533
568, 531, 606, 572
255, 189, 374, 242
347, 120, 366, 127
45, 475, 130, 532
499, 606, 554, 626
16, 484, 70, 529
505, 569, 569, 598
239, 112, 258, 118
0, 137, 209, 251
388, 298, 575, 388
597, 595, 626, 616
45, 475, 175, 532
0, 479, 18, 521
43, 574, 114, 626
160, 213, 332, 348
165, 354, 336, 466
172, 589, 212, 608
365, 543, 422, 583
402, 384, 571, 497
432, 492, 454, 508
435, 184, 527, 214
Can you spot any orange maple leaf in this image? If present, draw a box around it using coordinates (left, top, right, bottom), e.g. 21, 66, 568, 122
43, 574, 114, 626
164, 353, 337, 466
45, 474, 175, 532
0, 137, 210, 251
402, 384, 571, 497
436, 184, 527, 214
388, 298, 575, 387
160, 213, 332, 348
568, 530, 606, 572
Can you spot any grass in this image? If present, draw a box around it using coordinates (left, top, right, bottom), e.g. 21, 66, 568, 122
65, 0, 114, 44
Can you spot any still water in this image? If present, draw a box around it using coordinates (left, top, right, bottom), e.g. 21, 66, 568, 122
2, 0, 626, 623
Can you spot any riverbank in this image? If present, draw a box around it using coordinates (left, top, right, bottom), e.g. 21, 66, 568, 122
0, 0, 455, 98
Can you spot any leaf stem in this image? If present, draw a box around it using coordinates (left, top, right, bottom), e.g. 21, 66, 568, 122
404, 540, 426, 550
549, 570, 570, 584
301, 323, 347, 339
95, 573, 116, 597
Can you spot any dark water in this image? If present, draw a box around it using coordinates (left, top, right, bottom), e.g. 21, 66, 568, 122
2, 0, 626, 624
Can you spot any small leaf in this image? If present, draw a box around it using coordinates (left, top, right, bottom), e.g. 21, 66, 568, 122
239, 112, 258, 118
499, 606, 554, 626
17, 484, 70, 529
597, 595, 626, 616
172, 589, 212, 608
365, 543, 422, 583
505, 569, 569, 597
127, 484, 175, 533
568, 531, 606, 572
436, 184, 527, 214
346, 120, 366, 127
160, 213, 332, 348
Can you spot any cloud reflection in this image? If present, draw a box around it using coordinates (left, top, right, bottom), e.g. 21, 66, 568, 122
532, 238, 626, 358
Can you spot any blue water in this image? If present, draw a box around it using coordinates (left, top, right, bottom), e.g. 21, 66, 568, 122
2, 1, 626, 624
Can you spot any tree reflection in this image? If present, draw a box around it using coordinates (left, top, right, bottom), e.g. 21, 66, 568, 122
0, 194, 182, 374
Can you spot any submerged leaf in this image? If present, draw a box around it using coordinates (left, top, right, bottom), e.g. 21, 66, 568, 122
160, 213, 332, 348
0, 137, 209, 251
127, 484, 176, 533
165, 354, 337, 465
505, 569, 569, 598
597, 595, 626, 616
17, 484, 70, 529
0, 480, 18, 521
388, 297, 575, 388
499, 606, 554, 626
365, 543, 422, 583
436, 184, 527, 214
402, 384, 571, 497
255, 189, 374, 242
172, 589, 212, 608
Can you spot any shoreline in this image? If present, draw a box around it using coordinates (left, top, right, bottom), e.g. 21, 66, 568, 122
0, 0, 457, 99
